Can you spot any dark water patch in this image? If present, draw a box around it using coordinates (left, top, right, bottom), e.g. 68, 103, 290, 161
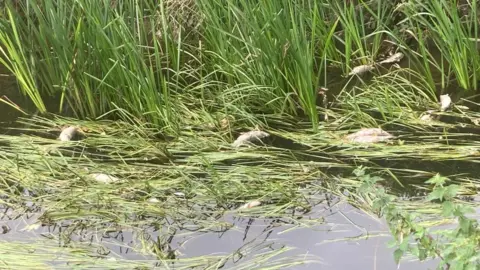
0, 65, 37, 122
266, 133, 311, 151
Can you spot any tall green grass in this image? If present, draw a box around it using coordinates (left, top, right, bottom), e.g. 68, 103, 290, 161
401, 0, 480, 91
2, 0, 480, 131
0, 0, 183, 129
198, 0, 330, 129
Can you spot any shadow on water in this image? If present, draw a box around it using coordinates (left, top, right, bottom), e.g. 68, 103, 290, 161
0, 65, 32, 123
0, 64, 74, 125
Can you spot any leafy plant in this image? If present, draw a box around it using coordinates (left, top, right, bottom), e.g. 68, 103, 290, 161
353, 168, 480, 269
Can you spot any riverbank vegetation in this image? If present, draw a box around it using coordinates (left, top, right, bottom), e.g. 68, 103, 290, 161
1, 0, 480, 268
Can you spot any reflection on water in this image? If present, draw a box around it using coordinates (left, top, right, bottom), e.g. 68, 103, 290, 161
0, 196, 438, 269
174, 202, 438, 269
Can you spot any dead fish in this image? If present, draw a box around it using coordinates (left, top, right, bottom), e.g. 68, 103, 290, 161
378, 52, 404, 65
420, 110, 436, 121
147, 198, 160, 203
420, 113, 433, 121
440, 94, 452, 111
59, 126, 78, 141
232, 130, 270, 147
348, 64, 375, 76
345, 128, 394, 143
238, 200, 262, 210
89, 173, 119, 184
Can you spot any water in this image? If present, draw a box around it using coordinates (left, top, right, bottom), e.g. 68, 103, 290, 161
174, 202, 437, 269
0, 64, 451, 269
0, 194, 439, 269
0, 65, 28, 122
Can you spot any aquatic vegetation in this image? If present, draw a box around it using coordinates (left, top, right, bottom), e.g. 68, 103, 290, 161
1, 109, 480, 267
0, 116, 332, 267
401, 0, 480, 91
349, 168, 480, 269
2, 0, 480, 268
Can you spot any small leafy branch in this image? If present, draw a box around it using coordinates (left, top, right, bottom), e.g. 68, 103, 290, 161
352, 167, 480, 270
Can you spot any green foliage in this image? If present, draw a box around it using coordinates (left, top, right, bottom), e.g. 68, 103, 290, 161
198, 0, 326, 129
401, 0, 480, 90
354, 168, 480, 269
3, 0, 475, 132
335, 69, 437, 128
0, 0, 186, 129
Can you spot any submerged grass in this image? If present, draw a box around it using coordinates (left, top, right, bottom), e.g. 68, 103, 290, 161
2, 0, 480, 268
1, 114, 480, 267
0, 116, 332, 267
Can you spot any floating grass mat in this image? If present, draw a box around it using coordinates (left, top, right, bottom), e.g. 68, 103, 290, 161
0, 116, 334, 268
0, 238, 314, 269
2, 115, 480, 268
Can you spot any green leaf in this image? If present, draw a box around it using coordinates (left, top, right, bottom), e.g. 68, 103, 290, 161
427, 187, 445, 201
455, 205, 475, 216
465, 263, 477, 270
370, 176, 384, 183
425, 173, 448, 185
410, 246, 419, 257
399, 237, 409, 251
393, 248, 404, 264
387, 239, 397, 248
459, 217, 473, 234
441, 201, 455, 217
353, 166, 365, 177
414, 227, 426, 239
443, 185, 460, 200
418, 248, 427, 260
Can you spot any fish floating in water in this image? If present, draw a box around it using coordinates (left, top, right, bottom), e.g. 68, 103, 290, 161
147, 198, 160, 203
232, 130, 270, 147
345, 128, 394, 143
89, 173, 119, 184
378, 52, 404, 65
420, 110, 436, 122
419, 94, 453, 121
59, 126, 79, 141
238, 200, 262, 210
439, 94, 452, 111
348, 64, 375, 76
